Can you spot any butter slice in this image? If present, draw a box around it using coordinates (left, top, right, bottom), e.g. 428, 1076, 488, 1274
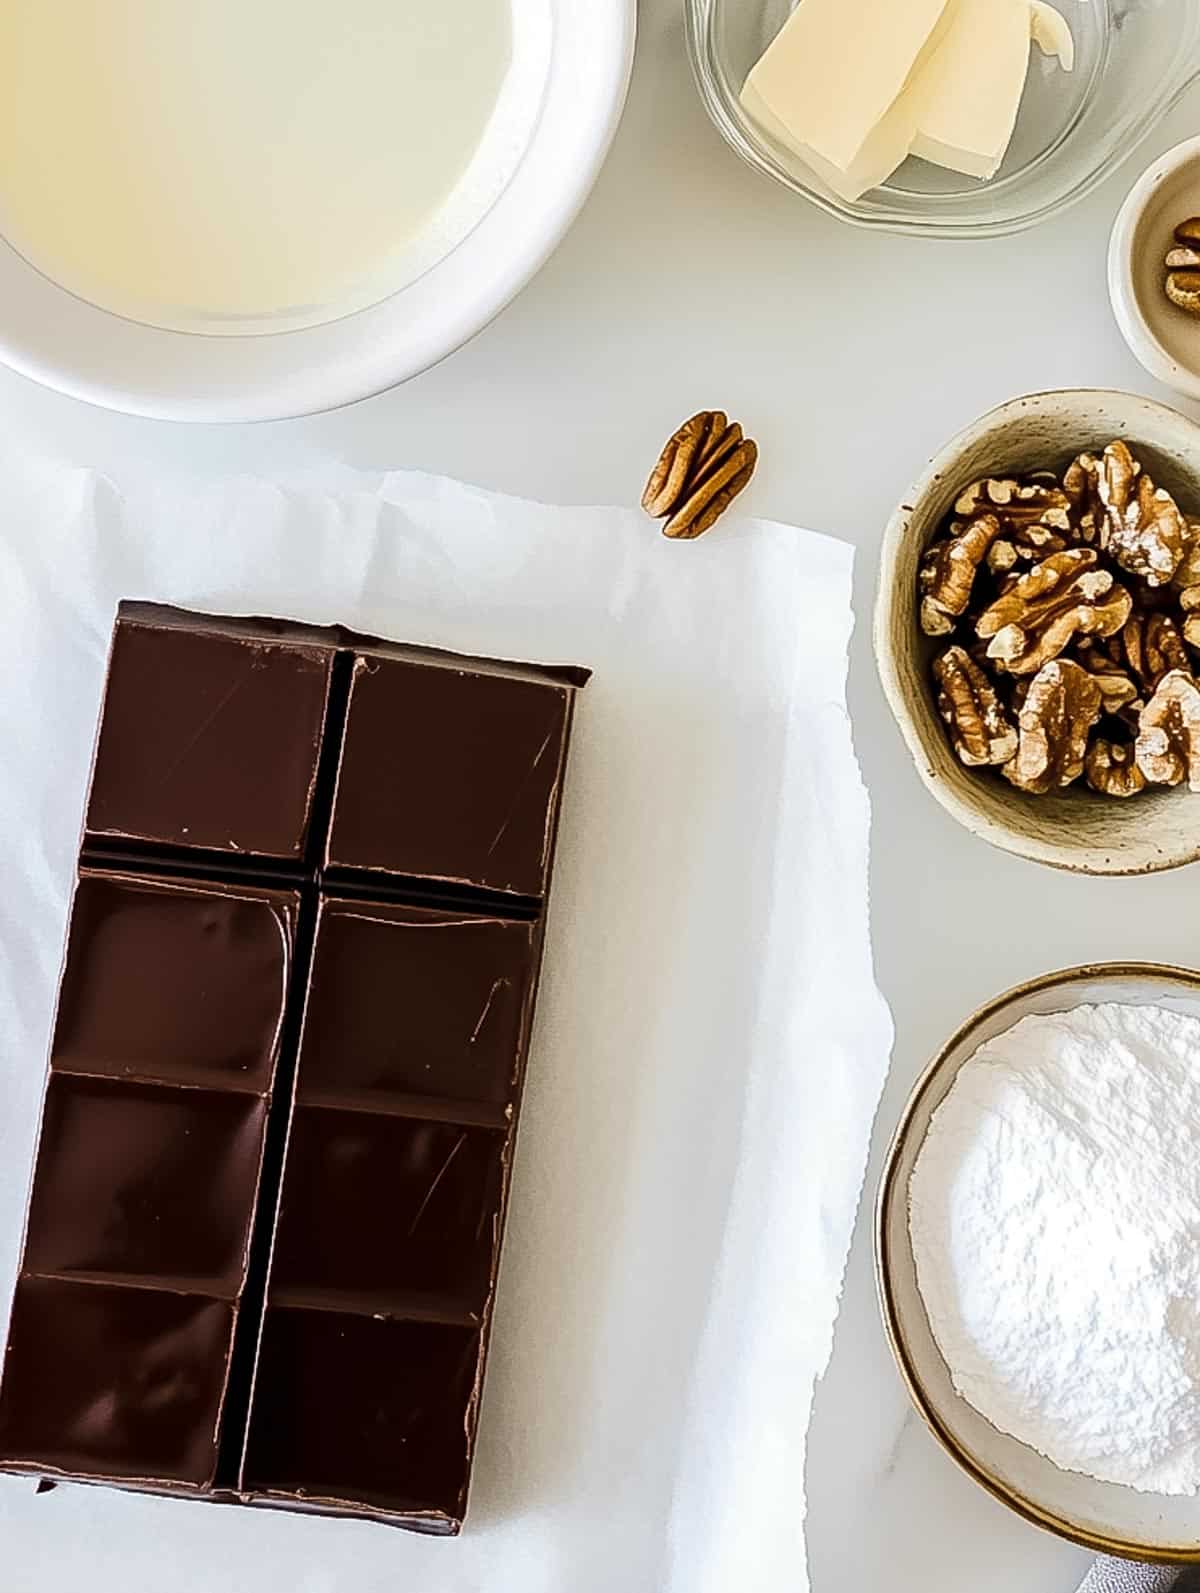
741, 0, 952, 175
740, 77, 920, 202
1030, 1, 1075, 70
910, 0, 1032, 180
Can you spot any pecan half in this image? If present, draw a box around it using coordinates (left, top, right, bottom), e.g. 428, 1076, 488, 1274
642, 411, 758, 540
1136, 670, 1200, 790
976, 549, 1132, 675
1085, 738, 1147, 798
1166, 271, 1200, 316
642, 412, 719, 517
933, 646, 1018, 768
1002, 659, 1102, 794
919, 516, 1002, 636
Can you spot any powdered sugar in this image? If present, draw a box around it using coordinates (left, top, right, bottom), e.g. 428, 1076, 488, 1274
909, 1001, 1200, 1495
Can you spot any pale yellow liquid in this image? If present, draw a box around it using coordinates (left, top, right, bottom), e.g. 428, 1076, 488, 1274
0, 1, 512, 329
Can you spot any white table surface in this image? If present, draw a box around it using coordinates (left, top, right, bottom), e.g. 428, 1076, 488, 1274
5, 3, 1200, 1589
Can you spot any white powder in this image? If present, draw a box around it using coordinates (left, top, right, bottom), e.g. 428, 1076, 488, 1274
909, 1001, 1200, 1495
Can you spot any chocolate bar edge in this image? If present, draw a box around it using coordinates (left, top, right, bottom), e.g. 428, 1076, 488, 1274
116, 600, 593, 690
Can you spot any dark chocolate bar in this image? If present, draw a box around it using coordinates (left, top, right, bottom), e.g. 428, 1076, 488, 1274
0, 602, 588, 1535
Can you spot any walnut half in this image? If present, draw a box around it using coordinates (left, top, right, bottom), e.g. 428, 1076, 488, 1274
1003, 659, 1102, 794
933, 646, 1018, 768
1066, 441, 1186, 587
1085, 739, 1146, 799
919, 516, 1001, 636
976, 549, 1132, 676
1136, 670, 1200, 791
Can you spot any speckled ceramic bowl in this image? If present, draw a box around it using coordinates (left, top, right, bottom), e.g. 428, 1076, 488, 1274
874, 389, 1200, 875
877, 962, 1200, 1561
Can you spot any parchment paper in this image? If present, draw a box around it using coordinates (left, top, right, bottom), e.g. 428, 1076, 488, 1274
0, 457, 893, 1593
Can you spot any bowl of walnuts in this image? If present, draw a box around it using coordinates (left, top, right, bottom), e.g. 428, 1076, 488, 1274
875, 389, 1200, 875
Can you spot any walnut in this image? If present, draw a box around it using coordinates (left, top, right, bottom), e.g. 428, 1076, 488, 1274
641, 410, 758, 539
976, 549, 1133, 675
986, 521, 1070, 575
954, 477, 1073, 533
1073, 640, 1141, 714
1172, 518, 1200, 648
1063, 453, 1104, 543
933, 646, 1018, 768
919, 515, 1001, 636
917, 442, 1200, 801
1085, 739, 1147, 798
1065, 442, 1185, 586
1136, 670, 1200, 790
1184, 598, 1200, 653
1002, 660, 1102, 794
1121, 608, 1191, 693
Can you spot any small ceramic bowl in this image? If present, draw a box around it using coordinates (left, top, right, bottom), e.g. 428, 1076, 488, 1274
877, 962, 1200, 1562
874, 389, 1200, 876
1109, 136, 1200, 401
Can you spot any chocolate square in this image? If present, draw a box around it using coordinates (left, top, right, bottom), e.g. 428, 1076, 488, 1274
295, 900, 537, 1109
86, 611, 333, 859
242, 1307, 480, 1525
52, 873, 295, 1093
326, 653, 575, 897
269, 1108, 505, 1316
0, 1278, 234, 1486
24, 1076, 268, 1297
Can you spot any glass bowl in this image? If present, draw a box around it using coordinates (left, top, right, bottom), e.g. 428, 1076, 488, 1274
685, 0, 1200, 237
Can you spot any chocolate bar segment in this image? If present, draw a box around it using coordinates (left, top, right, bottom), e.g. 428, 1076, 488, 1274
0, 1278, 235, 1487
242, 1308, 480, 1526
23, 1075, 267, 1296
294, 899, 538, 1110
86, 608, 333, 860
0, 602, 588, 1533
327, 651, 577, 898
53, 872, 292, 1092
267, 1108, 507, 1315
0, 872, 295, 1487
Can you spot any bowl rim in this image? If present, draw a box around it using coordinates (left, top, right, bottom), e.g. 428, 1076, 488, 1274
873, 387, 1200, 876
875, 959, 1200, 1563
0, 1, 637, 423
1108, 135, 1200, 402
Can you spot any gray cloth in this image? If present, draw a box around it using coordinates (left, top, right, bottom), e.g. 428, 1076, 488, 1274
1077, 1559, 1182, 1593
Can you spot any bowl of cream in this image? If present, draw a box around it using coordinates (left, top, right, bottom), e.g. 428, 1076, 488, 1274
0, 0, 635, 419
878, 963, 1200, 1561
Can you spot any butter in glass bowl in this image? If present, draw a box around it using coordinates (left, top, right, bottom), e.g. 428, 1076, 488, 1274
686, 0, 1200, 238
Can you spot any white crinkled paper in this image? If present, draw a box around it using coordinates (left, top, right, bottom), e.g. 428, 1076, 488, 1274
0, 456, 892, 1593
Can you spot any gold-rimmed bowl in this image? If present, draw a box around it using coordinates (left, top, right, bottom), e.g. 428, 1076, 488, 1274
876, 962, 1200, 1562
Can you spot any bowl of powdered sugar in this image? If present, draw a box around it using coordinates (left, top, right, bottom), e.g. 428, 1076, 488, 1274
878, 963, 1200, 1560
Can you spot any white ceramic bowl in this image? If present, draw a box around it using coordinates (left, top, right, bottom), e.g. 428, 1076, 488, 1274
1109, 136, 1200, 402
877, 963, 1200, 1562
875, 388, 1200, 876
0, 3, 635, 422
